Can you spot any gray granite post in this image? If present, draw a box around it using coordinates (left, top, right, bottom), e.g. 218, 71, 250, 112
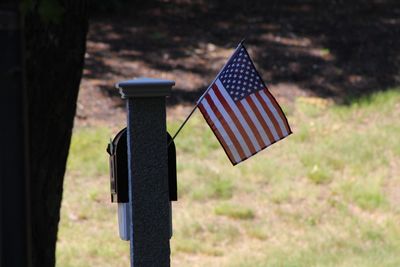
117, 78, 174, 267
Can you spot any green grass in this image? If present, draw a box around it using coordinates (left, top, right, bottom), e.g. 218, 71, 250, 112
191, 175, 234, 200
67, 127, 112, 176
214, 203, 255, 220
340, 176, 388, 210
57, 88, 400, 266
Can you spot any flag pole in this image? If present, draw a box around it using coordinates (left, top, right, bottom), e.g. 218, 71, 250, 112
168, 40, 245, 146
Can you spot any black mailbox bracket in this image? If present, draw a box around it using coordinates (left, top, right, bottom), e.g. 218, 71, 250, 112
107, 128, 177, 203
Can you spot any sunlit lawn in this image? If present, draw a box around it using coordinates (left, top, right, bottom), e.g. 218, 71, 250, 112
57, 89, 400, 267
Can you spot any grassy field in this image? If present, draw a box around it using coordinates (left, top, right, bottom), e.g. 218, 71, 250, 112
57, 89, 400, 267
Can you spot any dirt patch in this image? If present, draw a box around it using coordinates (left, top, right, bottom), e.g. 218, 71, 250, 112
76, 0, 400, 126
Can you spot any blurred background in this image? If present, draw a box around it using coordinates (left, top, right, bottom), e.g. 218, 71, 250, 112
58, 0, 400, 266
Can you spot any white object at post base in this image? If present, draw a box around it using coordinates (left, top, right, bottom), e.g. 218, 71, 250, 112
118, 203, 130, 241
118, 202, 173, 240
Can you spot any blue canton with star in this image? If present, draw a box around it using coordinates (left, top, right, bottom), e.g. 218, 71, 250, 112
218, 47, 265, 102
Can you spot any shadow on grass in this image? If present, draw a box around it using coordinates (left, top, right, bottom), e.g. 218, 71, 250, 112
85, 0, 400, 106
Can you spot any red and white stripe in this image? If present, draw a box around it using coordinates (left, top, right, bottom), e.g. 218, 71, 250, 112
198, 79, 291, 165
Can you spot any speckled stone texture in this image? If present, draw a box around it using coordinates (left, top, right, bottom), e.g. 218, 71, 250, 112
126, 97, 170, 267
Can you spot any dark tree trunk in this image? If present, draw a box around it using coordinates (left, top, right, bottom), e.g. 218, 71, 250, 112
24, 1, 88, 266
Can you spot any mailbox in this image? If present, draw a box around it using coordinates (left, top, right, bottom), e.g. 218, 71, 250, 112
107, 128, 177, 240
107, 128, 129, 203
107, 128, 177, 202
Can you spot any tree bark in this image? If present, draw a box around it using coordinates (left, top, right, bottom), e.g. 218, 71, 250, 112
24, 1, 88, 266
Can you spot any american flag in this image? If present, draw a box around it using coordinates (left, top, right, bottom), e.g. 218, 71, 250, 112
198, 43, 292, 165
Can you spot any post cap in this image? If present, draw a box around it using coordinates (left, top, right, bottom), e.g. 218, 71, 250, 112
116, 77, 175, 98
